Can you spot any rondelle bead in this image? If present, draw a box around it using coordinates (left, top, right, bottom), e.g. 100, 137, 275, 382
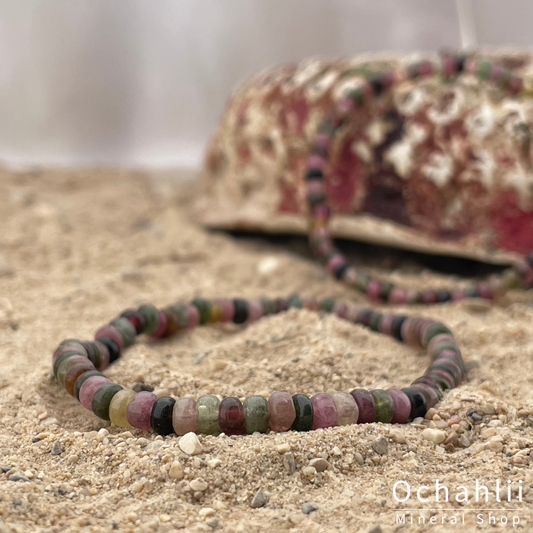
79, 376, 110, 410
401, 387, 428, 420
74, 370, 105, 401
138, 304, 160, 335
172, 397, 198, 436
53, 350, 83, 378
126, 391, 158, 431
370, 389, 394, 423
310, 393, 338, 430
95, 325, 124, 350
386, 389, 412, 424
168, 303, 190, 329
64, 360, 95, 396
120, 309, 146, 334
56, 355, 89, 387
268, 391, 296, 432
328, 390, 359, 426
92, 383, 123, 420
96, 337, 121, 363
161, 308, 179, 337
191, 298, 211, 325
291, 394, 314, 432
218, 397, 245, 435
411, 383, 439, 409
150, 311, 168, 338
232, 299, 248, 324
109, 389, 137, 428
242, 395, 269, 434
196, 395, 221, 435
53, 342, 87, 363
94, 340, 110, 370
349, 389, 375, 423
109, 317, 137, 347
150, 396, 176, 435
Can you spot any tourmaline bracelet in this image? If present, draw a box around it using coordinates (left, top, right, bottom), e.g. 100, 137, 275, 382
52, 295, 464, 436
306, 53, 533, 304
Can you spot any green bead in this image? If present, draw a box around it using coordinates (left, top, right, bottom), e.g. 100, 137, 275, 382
423, 323, 452, 347
477, 60, 491, 80
287, 294, 302, 309
260, 297, 276, 316
196, 395, 220, 435
243, 395, 269, 434
191, 298, 211, 325
91, 383, 123, 420
370, 390, 393, 423
168, 303, 189, 329
53, 351, 81, 378
109, 317, 136, 347
354, 272, 371, 292
348, 87, 364, 106
291, 394, 313, 432
138, 304, 159, 335
319, 298, 335, 313
429, 364, 459, 386
368, 312, 382, 332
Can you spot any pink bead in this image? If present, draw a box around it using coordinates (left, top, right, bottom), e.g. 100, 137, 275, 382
172, 397, 198, 436
388, 287, 407, 304
126, 391, 157, 431
312, 204, 330, 219
306, 180, 325, 195
307, 154, 325, 170
476, 282, 493, 299
217, 298, 234, 322
386, 389, 412, 424
246, 300, 263, 323
311, 393, 338, 430
186, 305, 200, 329
53, 343, 87, 363
326, 254, 345, 275
79, 376, 110, 410
443, 57, 456, 77
418, 60, 433, 77
382, 71, 395, 89
151, 311, 168, 338
332, 301, 347, 319
378, 314, 394, 336
268, 391, 296, 432
366, 280, 381, 301
337, 97, 354, 115
360, 82, 373, 100
95, 325, 124, 349
489, 65, 503, 82
508, 76, 522, 96
421, 291, 437, 304
315, 133, 331, 148
427, 334, 455, 355
451, 290, 465, 301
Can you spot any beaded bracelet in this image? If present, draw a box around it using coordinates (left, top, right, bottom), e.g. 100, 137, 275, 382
306, 53, 533, 304
52, 295, 464, 436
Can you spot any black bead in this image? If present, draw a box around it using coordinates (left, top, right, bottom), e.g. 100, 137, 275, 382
378, 282, 394, 301
455, 56, 466, 72
97, 337, 121, 363
73, 370, 105, 401
305, 168, 323, 180
436, 290, 452, 303
368, 75, 384, 95
291, 394, 314, 431
275, 298, 289, 313
333, 262, 350, 280
391, 315, 408, 341
150, 396, 176, 436
401, 387, 427, 420
232, 299, 248, 324
357, 309, 373, 327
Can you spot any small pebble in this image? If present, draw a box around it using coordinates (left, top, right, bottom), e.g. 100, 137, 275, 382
422, 428, 446, 445
250, 488, 267, 508
331, 446, 342, 456
282, 452, 296, 475
276, 443, 291, 454
372, 436, 388, 455
169, 460, 184, 480
354, 452, 364, 466
179, 432, 203, 455
302, 502, 319, 515
190, 478, 208, 492
9, 474, 30, 482
199, 507, 215, 517
308, 458, 329, 472
1, 466, 11, 473
302, 466, 316, 477
389, 429, 406, 444
51, 442, 63, 455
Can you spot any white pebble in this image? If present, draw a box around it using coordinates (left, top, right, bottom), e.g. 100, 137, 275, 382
390, 429, 406, 444
256, 256, 280, 275
199, 507, 215, 517
302, 466, 317, 477
190, 478, 208, 492
168, 460, 184, 480
331, 446, 342, 456
179, 432, 203, 455
277, 443, 291, 454
422, 428, 446, 445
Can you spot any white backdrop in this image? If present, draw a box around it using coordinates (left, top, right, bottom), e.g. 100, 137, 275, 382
0, 0, 530, 168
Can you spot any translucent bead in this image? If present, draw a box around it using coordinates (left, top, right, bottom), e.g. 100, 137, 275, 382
79, 376, 110, 410
218, 397, 245, 435
109, 389, 137, 428
196, 395, 220, 435
370, 389, 394, 423
310, 393, 338, 430
243, 395, 269, 434
126, 391, 158, 430
386, 389, 411, 424
349, 389, 375, 423
172, 397, 198, 436
92, 383, 123, 420
291, 394, 313, 432
268, 391, 296, 432
150, 396, 176, 435
328, 390, 358, 426
64, 360, 95, 396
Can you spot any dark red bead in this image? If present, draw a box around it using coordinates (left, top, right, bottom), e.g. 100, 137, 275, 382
218, 397, 245, 435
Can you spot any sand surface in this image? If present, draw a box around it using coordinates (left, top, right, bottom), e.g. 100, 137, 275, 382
0, 168, 532, 533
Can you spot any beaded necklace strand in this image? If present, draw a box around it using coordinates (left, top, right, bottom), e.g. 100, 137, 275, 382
53, 295, 463, 436
54, 54, 522, 436
306, 53, 533, 304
